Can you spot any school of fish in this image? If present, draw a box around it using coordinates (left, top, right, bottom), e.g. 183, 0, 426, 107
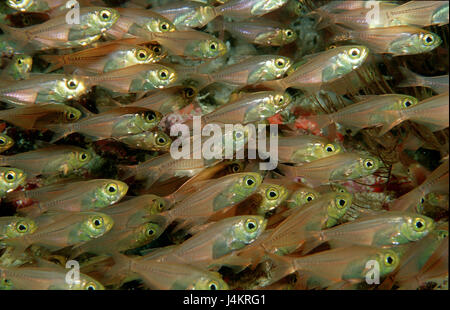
0, 0, 448, 290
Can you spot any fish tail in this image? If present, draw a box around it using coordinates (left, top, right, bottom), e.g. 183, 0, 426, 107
377, 112, 406, 137
277, 164, 298, 179
265, 253, 296, 286
102, 253, 133, 286
397, 67, 424, 89
40, 55, 65, 73
46, 124, 74, 143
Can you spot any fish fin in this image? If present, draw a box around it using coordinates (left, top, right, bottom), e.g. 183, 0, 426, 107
377, 113, 405, 137
265, 253, 296, 287
327, 24, 354, 44
16, 204, 44, 218
40, 55, 64, 73
45, 124, 74, 143
397, 67, 423, 89
257, 79, 287, 91
310, 10, 335, 30
304, 114, 333, 132
0, 25, 29, 43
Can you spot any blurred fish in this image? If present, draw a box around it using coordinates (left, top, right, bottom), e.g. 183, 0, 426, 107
384, 1, 449, 27
0, 265, 104, 290
398, 66, 449, 94
0, 167, 27, 198
216, 0, 289, 19
107, 253, 229, 290
152, 1, 218, 28
286, 186, 321, 209
0, 145, 93, 177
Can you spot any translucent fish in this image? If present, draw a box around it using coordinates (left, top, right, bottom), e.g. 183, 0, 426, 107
116, 130, 172, 152
216, 0, 289, 19
0, 74, 90, 106
0, 7, 120, 51
107, 254, 229, 290
200, 91, 292, 124
106, 7, 176, 39
182, 55, 292, 89
261, 46, 369, 93
0, 266, 104, 290
0, 216, 36, 240
390, 158, 449, 212
286, 186, 321, 209
127, 86, 196, 114
0, 167, 27, 198
10, 179, 128, 216
3, 211, 114, 252
329, 25, 442, 56
0, 104, 82, 130
385, 1, 449, 27
0, 134, 14, 153
0, 145, 93, 177
152, 1, 218, 28
307, 211, 436, 248
267, 245, 401, 288
143, 215, 266, 268
398, 66, 449, 94
41, 41, 166, 73
88, 64, 177, 93
6, 0, 69, 13
380, 92, 449, 135
275, 135, 343, 163
46, 107, 162, 142
0, 54, 32, 80
278, 152, 381, 187
254, 183, 289, 215
223, 19, 297, 46
306, 94, 420, 136
101, 194, 170, 230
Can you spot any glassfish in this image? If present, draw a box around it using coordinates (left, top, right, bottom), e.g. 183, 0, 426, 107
152, 1, 218, 28
0, 145, 92, 177
0, 54, 32, 80
0, 134, 14, 153
215, 0, 289, 19
278, 152, 381, 187
0, 216, 37, 240
0, 167, 27, 198
115, 130, 172, 152
397, 66, 449, 94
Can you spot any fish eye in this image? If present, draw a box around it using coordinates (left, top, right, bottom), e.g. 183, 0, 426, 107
0, 137, 5, 145
335, 198, 348, 209
17, 58, 23, 65
99, 9, 112, 22
156, 135, 167, 146
106, 183, 118, 194
66, 79, 78, 90
156, 200, 165, 211
5, 171, 16, 182
208, 281, 218, 290
231, 164, 241, 173
85, 282, 97, 290
275, 58, 286, 68
285, 29, 294, 37
66, 111, 76, 120
92, 217, 104, 228
160, 22, 170, 32
158, 69, 169, 80
209, 42, 218, 51
266, 187, 279, 200
423, 34, 435, 46
244, 175, 257, 187
325, 144, 336, 153
79, 152, 89, 162
328, 44, 337, 50
244, 218, 258, 232
363, 159, 375, 170
402, 98, 413, 108
144, 111, 157, 122
413, 217, 426, 232
274, 94, 285, 106
184, 87, 195, 98
384, 253, 396, 266
306, 193, 316, 202
136, 49, 149, 61
152, 45, 162, 54
147, 227, 155, 236
438, 230, 448, 239
16, 222, 29, 233
348, 48, 361, 58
